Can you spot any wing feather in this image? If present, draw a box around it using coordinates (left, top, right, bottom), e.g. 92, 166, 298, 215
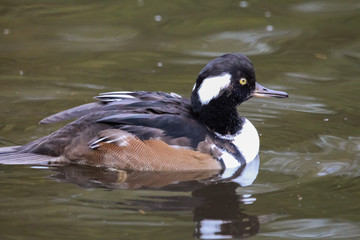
39, 91, 190, 124
20, 90, 225, 162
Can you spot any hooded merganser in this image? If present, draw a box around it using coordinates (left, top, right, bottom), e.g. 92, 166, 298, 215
2, 53, 288, 171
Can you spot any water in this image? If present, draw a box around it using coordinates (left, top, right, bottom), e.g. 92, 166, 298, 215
1, 0, 360, 239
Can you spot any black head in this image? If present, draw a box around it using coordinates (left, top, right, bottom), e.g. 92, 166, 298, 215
191, 53, 288, 114
190, 53, 288, 134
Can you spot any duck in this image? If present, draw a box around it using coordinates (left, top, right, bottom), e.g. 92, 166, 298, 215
0, 53, 288, 171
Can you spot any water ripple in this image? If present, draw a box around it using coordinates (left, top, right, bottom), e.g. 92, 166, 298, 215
285, 72, 335, 83
164, 29, 300, 59
262, 218, 360, 239
333, 42, 360, 61
293, 1, 360, 13
187, 29, 300, 57
58, 26, 138, 51
261, 135, 360, 177
243, 92, 334, 121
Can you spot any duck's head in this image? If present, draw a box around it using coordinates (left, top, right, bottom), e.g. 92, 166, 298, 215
191, 53, 288, 114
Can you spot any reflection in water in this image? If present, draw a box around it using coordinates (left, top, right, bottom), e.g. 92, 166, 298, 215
51, 155, 259, 189
51, 155, 260, 239
193, 183, 259, 239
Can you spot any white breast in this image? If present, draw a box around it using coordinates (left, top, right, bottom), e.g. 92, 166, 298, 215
233, 119, 260, 162
219, 118, 260, 168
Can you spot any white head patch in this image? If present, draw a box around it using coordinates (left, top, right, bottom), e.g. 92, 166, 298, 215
197, 73, 231, 105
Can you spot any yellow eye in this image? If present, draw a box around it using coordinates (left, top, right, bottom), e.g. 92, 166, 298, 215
239, 78, 247, 85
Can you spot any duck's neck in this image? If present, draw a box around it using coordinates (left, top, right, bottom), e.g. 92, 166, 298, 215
195, 102, 244, 136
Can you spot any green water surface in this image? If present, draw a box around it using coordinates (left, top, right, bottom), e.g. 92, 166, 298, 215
1, 0, 360, 239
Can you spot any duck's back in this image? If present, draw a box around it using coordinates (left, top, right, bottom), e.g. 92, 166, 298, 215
14, 91, 222, 170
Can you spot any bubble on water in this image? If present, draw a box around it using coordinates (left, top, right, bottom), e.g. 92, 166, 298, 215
266, 25, 274, 31
264, 11, 272, 18
154, 15, 162, 22
239, 1, 249, 8
137, 0, 144, 7
297, 194, 303, 201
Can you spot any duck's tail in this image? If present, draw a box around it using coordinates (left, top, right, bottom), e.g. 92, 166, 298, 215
0, 146, 54, 165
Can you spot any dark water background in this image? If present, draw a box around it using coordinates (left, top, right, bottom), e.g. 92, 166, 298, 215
1, 0, 360, 239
